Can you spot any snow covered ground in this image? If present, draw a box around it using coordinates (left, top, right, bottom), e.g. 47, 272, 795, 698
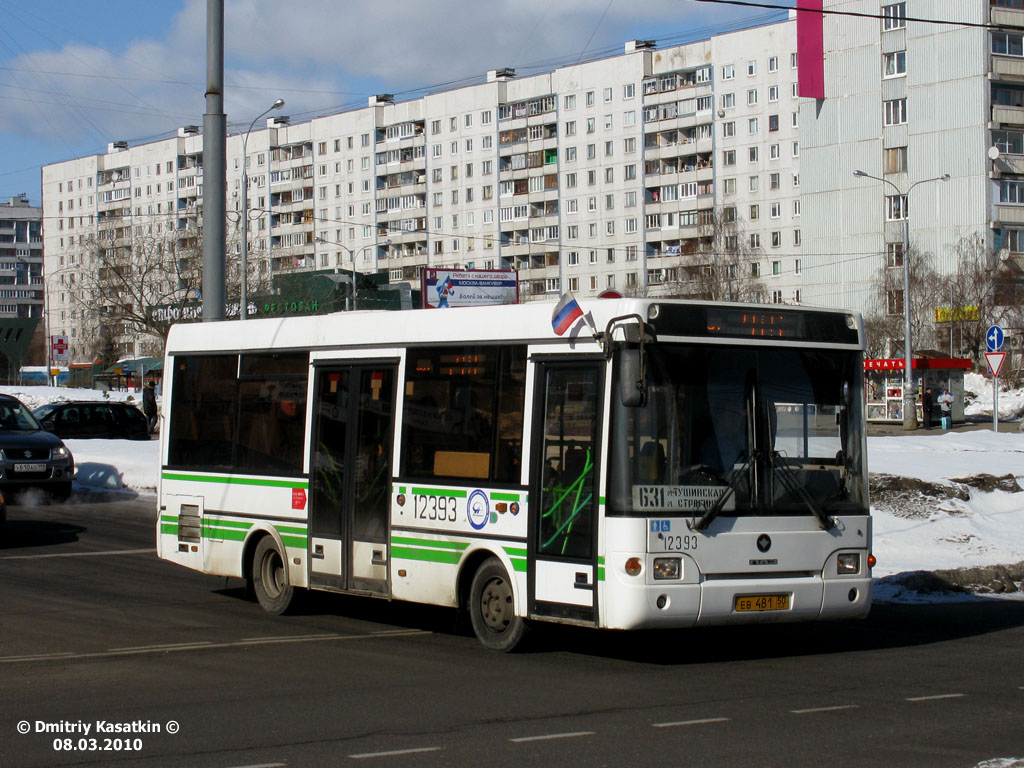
2, 380, 1023, 598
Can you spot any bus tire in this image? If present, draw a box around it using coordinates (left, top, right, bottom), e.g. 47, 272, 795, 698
252, 536, 294, 615
469, 558, 526, 652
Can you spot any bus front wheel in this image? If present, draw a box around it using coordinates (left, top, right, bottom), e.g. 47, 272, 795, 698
469, 558, 526, 652
252, 536, 294, 615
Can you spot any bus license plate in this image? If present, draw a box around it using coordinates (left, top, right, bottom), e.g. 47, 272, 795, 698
735, 594, 790, 612
14, 463, 46, 473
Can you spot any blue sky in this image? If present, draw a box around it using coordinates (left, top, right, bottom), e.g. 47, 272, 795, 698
0, 0, 789, 204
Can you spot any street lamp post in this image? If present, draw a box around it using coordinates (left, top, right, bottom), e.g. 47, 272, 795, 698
240, 99, 284, 320
853, 169, 950, 430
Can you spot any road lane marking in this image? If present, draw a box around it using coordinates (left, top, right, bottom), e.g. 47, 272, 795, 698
791, 705, 859, 714
0, 629, 429, 665
240, 633, 340, 643
510, 731, 594, 743
350, 747, 440, 759
653, 717, 730, 728
0, 548, 155, 560
906, 693, 965, 702
109, 641, 214, 652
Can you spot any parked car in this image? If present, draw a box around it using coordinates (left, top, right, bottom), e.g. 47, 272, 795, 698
33, 401, 151, 441
0, 394, 74, 499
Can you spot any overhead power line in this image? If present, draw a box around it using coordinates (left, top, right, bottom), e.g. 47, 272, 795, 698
693, 0, 1022, 31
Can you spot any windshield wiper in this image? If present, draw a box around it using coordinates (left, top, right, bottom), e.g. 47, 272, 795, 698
692, 450, 751, 531
770, 451, 835, 531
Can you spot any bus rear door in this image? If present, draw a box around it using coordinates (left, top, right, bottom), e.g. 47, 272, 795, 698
308, 361, 397, 596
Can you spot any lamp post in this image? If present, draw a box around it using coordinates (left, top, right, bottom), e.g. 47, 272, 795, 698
853, 169, 950, 430
240, 98, 284, 320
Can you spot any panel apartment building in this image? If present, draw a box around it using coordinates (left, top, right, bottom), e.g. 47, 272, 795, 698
0, 194, 43, 319
801, 0, 1024, 344
42, 18, 803, 364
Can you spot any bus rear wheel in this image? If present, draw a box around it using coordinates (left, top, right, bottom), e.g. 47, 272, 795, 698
469, 558, 526, 652
252, 536, 294, 615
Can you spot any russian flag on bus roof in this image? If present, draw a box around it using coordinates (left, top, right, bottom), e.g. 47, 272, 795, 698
551, 293, 584, 336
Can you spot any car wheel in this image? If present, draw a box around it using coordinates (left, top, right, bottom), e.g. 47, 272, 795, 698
251, 536, 294, 614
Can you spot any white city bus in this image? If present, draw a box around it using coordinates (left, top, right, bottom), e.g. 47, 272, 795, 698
156, 298, 873, 651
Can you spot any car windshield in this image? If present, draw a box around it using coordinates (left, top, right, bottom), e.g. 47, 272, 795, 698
607, 344, 867, 520
33, 403, 58, 420
0, 401, 43, 431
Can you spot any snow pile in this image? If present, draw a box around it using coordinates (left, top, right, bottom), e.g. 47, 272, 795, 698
963, 371, 1024, 420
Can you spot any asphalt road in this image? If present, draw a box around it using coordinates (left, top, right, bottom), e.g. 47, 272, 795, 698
1, 496, 1022, 768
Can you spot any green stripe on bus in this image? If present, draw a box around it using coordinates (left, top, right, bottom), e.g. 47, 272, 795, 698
160, 514, 178, 524
281, 535, 307, 548
597, 567, 605, 581
410, 487, 468, 498
274, 524, 307, 535
491, 492, 520, 502
391, 536, 469, 551
391, 545, 462, 565
503, 546, 527, 557
160, 524, 178, 535
202, 526, 246, 542
162, 472, 309, 489
502, 546, 527, 572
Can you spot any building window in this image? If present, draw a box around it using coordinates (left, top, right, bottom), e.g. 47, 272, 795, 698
722, 64, 735, 80
724, 150, 736, 166
768, 85, 779, 102
564, 94, 576, 110
771, 231, 781, 248
749, 118, 758, 134
623, 83, 635, 99
747, 60, 757, 76
721, 93, 735, 109
723, 121, 736, 138
747, 89, 758, 105
768, 114, 779, 132
886, 194, 909, 219
883, 50, 907, 78
882, 2, 906, 30
749, 204, 759, 220
772, 260, 781, 275
884, 98, 908, 125
768, 56, 778, 72
993, 32, 1024, 57
884, 146, 908, 174
750, 233, 761, 248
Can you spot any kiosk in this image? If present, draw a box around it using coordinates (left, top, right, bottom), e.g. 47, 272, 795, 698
864, 356, 972, 424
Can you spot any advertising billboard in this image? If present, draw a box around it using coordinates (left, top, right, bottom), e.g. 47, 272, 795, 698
421, 268, 518, 308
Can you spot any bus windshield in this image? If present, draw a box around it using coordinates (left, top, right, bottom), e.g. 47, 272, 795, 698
608, 344, 866, 519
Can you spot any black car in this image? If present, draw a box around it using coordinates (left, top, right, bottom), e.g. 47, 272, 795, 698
33, 401, 150, 441
0, 394, 74, 499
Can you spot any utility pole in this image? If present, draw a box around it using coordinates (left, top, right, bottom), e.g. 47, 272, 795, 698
202, 0, 226, 322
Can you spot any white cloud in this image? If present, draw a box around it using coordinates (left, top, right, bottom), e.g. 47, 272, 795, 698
0, 0, 766, 152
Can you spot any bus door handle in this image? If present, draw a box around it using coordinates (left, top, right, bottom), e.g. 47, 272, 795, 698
372, 549, 387, 566
312, 544, 325, 560
574, 572, 594, 591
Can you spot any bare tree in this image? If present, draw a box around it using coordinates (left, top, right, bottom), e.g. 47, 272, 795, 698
942, 234, 1024, 362
58, 214, 263, 360
864, 243, 941, 357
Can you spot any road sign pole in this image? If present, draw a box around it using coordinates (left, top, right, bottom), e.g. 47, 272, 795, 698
993, 376, 999, 433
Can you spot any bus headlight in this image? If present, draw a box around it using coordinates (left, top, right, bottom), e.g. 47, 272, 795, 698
652, 557, 681, 580
837, 553, 861, 574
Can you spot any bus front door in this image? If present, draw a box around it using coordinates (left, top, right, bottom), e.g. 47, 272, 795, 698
309, 362, 396, 596
528, 360, 602, 625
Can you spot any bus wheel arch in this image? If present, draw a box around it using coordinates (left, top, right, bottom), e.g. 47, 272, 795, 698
249, 532, 294, 615
466, 555, 528, 652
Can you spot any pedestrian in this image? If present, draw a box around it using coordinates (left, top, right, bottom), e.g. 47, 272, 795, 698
921, 387, 934, 429
143, 381, 158, 434
937, 387, 953, 428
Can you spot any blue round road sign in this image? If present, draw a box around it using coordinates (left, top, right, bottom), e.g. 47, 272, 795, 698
986, 325, 1004, 352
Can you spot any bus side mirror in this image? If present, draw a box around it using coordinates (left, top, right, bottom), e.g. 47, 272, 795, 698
618, 347, 646, 407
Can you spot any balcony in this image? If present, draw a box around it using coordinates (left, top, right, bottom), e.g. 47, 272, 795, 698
993, 104, 1024, 125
